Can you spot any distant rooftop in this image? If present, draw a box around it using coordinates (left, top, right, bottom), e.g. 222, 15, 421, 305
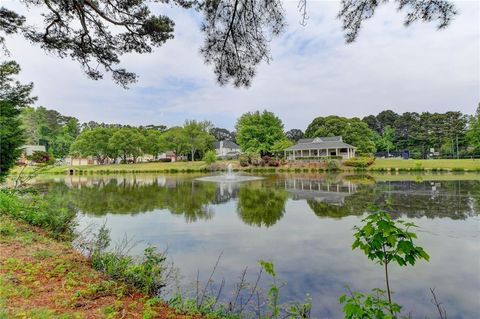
285, 136, 355, 151
21, 145, 46, 156
213, 140, 240, 149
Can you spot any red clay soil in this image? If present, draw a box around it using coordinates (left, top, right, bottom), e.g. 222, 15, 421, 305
0, 217, 198, 319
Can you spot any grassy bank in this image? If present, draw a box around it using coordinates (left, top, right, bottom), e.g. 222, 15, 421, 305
12, 160, 221, 175
369, 158, 480, 171
0, 191, 202, 319
0, 215, 194, 319
11, 158, 480, 177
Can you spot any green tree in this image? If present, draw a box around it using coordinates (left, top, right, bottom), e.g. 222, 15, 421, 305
364, 110, 469, 158
235, 110, 286, 156
52, 117, 80, 158
466, 105, 480, 154
285, 129, 304, 142
19, 106, 39, 144
305, 116, 375, 155
159, 127, 188, 159
209, 127, 235, 142
0, 61, 36, 180
352, 211, 429, 305
144, 130, 167, 159
70, 127, 115, 164
271, 139, 293, 158
108, 128, 146, 163
373, 125, 395, 155
183, 120, 214, 161
20, 106, 80, 158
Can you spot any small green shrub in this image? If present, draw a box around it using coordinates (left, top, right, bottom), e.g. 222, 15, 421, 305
343, 157, 375, 168
411, 161, 423, 171
0, 218, 16, 236
168, 294, 237, 319
91, 245, 169, 295
339, 288, 401, 319
325, 159, 340, 171
203, 151, 217, 164
0, 190, 76, 239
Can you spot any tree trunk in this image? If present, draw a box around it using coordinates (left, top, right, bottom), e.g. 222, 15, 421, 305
191, 147, 195, 162
384, 260, 391, 304
383, 245, 393, 313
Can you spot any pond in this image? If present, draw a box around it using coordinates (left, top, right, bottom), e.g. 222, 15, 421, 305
32, 172, 480, 318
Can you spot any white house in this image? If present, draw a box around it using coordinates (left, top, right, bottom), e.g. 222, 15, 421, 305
213, 140, 241, 158
284, 136, 356, 160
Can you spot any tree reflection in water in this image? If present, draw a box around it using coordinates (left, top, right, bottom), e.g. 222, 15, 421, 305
38, 174, 479, 226
236, 185, 288, 227
43, 177, 217, 222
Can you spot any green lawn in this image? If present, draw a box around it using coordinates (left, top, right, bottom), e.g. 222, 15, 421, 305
370, 158, 480, 170
12, 160, 237, 174
11, 158, 480, 176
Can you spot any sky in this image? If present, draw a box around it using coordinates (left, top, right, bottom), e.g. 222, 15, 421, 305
3, 0, 479, 130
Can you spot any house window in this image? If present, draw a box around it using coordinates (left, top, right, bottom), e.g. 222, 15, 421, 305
330, 150, 337, 156
340, 148, 347, 153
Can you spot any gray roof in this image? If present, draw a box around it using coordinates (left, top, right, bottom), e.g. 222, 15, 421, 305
21, 145, 46, 156
297, 136, 343, 143
213, 140, 240, 149
285, 136, 356, 151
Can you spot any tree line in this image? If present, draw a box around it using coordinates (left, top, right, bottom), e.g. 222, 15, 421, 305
362, 109, 479, 158
18, 105, 480, 164
71, 120, 216, 163
1, 59, 478, 181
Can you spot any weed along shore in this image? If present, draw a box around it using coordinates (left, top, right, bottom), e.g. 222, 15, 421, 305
0, 218, 193, 318
0, 192, 200, 319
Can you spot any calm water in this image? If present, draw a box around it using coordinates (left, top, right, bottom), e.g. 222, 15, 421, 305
33, 173, 480, 318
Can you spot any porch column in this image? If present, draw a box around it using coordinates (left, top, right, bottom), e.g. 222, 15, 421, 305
336, 148, 339, 157
293, 151, 296, 160
309, 149, 311, 157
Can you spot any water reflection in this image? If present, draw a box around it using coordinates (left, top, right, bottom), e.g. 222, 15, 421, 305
237, 185, 288, 227
39, 174, 480, 224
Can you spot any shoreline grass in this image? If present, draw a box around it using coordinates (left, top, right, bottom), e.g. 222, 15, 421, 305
369, 158, 480, 171
0, 215, 196, 319
0, 190, 203, 319
11, 158, 480, 176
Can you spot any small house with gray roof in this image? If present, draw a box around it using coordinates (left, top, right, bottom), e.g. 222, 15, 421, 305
214, 140, 241, 158
284, 136, 356, 160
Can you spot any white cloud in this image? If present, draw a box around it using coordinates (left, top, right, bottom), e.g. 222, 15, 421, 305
3, 0, 479, 130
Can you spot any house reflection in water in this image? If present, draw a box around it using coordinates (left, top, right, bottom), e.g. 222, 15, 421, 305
214, 182, 239, 204
283, 178, 357, 206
